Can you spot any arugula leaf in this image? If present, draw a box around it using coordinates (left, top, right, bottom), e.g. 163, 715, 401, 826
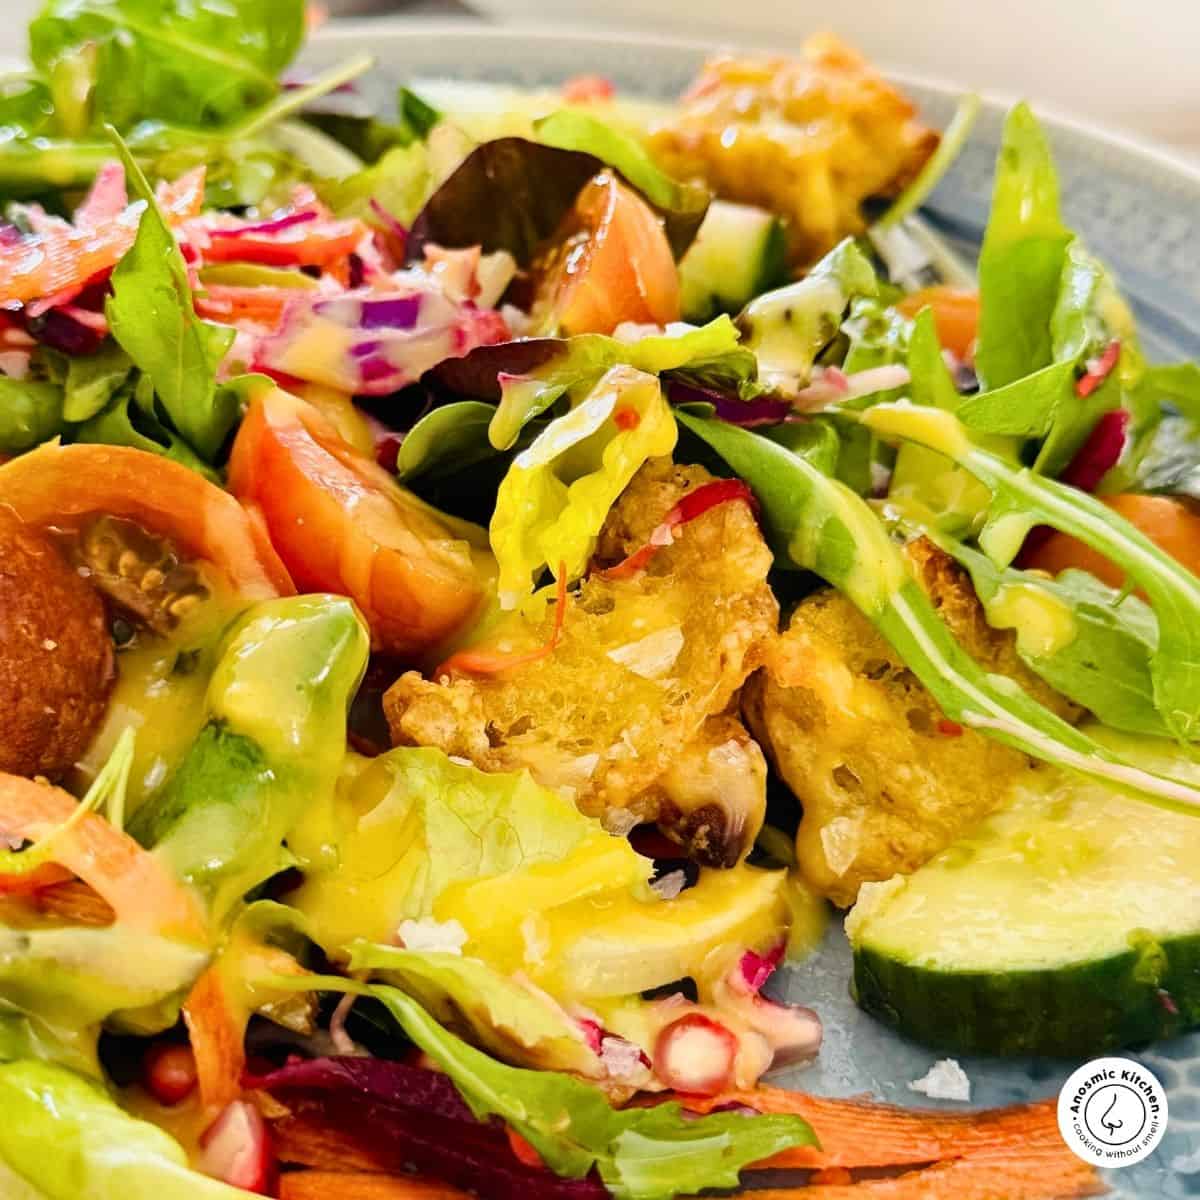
957, 359, 1077, 437
975, 102, 1072, 389
0, 378, 64, 452
678, 410, 1200, 813
927, 533, 1168, 736
29, 0, 305, 132
104, 134, 236, 462
0, 75, 55, 138
0, 1060, 252, 1199
266, 974, 816, 1200
863, 401, 1200, 744
1139, 362, 1200, 420
534, 109, 710, 257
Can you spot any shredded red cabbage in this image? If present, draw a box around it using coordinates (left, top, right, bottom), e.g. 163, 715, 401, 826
209, 211, 318, 241
666, 379, 791, 427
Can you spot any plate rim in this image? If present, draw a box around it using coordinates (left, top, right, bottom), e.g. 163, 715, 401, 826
312, 18, 1200, 190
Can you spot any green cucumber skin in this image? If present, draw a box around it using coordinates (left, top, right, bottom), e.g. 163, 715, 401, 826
852, 936, 1200, 1057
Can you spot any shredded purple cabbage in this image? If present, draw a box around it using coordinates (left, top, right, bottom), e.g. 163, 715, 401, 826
666, 379, 791, 427
208, 211, 317, 240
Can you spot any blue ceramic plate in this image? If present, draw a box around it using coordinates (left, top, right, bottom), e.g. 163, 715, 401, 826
304, 24, 1200, 1196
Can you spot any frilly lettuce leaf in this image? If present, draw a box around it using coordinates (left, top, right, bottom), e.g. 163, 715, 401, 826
0, 1060, 252, 1199
490, 364, 676, 604
487, 315, 750, 450
289, 746, 645, 951
348, 943, 599, 1074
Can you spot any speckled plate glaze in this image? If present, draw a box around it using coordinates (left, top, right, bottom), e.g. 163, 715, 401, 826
304, 24, 1200, 1195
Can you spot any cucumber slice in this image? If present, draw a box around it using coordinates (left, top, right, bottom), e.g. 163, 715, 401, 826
678, 200, 788, 323
847, 732, 1200, 1056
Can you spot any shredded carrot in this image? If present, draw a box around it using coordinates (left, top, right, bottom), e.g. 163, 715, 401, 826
0, 861, 72, 895
196, 284, 294, 326
435, 563, 568, 677
681, 1088, 1092, 1177
741, 1120, 1102, 1197
0, 772, 205, 941
30, 878, 115, 926
183, 966, 246, 1115
279, 1173, 471, 1200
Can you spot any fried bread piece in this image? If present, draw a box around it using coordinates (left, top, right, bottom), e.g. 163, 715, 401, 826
385, 460, 777, 864
646, 34, 938, 265
0, 505, 114, 778
744, 538, 1079, 905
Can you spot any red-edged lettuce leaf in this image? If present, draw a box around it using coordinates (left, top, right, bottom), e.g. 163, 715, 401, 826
408, 134, 707, 265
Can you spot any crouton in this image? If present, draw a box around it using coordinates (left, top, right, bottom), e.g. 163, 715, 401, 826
646, 34, 938, 266
744, 538, 1078, 905
385, 460, 777, 864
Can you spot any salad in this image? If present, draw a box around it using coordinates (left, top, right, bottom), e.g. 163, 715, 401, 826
0, 3, 1196, 1198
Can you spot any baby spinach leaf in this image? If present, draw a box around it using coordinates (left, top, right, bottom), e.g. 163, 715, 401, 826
395, 400, 505, 482
59, 341, 133, 423
975, 103, 1072, 390
0, 378, 64, 451
104, 133, 236, 462
679, 409, 1200, 813
29, 0, 305, 132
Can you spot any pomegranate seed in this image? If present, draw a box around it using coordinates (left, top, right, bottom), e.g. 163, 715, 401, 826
654, 1013, 738, 1096
198, 1100, 274, 1193
937, 718, 964, 737
143, 1043, 198, 1106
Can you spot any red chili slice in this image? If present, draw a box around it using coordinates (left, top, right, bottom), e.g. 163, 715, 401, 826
1075, 339, 1121, 399
599, 479, 758, 581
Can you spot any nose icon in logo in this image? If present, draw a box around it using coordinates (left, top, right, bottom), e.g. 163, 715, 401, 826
1100, 1092, 1122, 1137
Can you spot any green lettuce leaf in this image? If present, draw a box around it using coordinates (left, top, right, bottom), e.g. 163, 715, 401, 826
266, 975, 817, 1200
104, 135, 236, 461
0, 378, 64, 452
1134, 413, 1200, 500
490, 364, 676, 603
348, 942, 598, 1074
679, 409, 1200, 813
0, 1060, 252, 1199
974, 102, 1072, 390
29, 0, 305, 132
289, 746, 634, 950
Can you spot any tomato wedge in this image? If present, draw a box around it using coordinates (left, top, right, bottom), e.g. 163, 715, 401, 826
0, 442, 293, 601
896, 286, 980, 363
0, 772, 206, 942
228, 388, 484, 657
1022, 493, 1200, 587
535, 170, 680, 335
